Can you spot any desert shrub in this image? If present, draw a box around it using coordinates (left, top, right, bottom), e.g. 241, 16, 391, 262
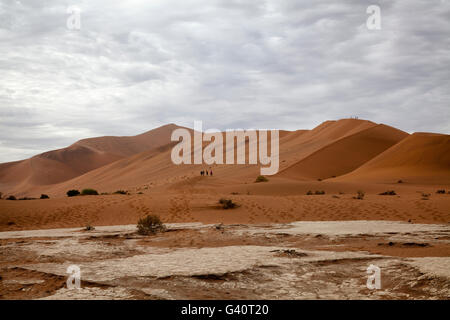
315, 190, 325, 195
40, 194, 49, 199
6, 195, 16, 200
67, 189, 80, 197
219, 198, 238, 209
421, 193, 431, 200
436, 189, 445, 194
114, 190, 128, 195
137, 215, 166, 235
317, 178, 322, 181
81, 188, 99, 196
379, 190, 396, 196
85, 225, 95, 231
255, 175, 268, 183
0, 192, 2, 199
18, 197, 36, 200
397, 180, 403, 184
306, 190, 313, 195
354, 190, 365, 200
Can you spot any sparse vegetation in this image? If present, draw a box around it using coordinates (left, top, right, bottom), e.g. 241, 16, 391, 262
317, 178, 322, 181
0, 192, 2, 199
18, 197, 36, 200
219, 198, 238, 209
114, 190, 128, 195
421, 193, 431, 200
81, 188, 99, 196
306, 190, 325, 195
6, 195, 16, 200
40, 194, 49, 199
137, 215, 166, 235
67, 189, 80, 197
436, 189, 446, 194
255, 175, 269, 183
354, 190, 365, 200
379, 190, 397, 196
85, 225, 95, 231
397, 180, 403, 184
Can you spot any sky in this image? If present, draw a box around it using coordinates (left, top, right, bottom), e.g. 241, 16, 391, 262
0, 0, 449, 162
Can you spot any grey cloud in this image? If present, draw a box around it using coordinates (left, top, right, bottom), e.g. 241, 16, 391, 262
0, 0, 449, 162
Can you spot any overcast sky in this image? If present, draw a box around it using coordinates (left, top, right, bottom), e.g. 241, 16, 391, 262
0, 0, 449, 162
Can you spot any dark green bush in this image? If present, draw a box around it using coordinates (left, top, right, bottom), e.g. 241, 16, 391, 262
306, 190, 313, 195
81, 188, 99, 196
137, 215, 166, 235
255, 175, 268, 183
67, 190, 80, 197
354, 190, 365, 200
114, 190, 128, 195
6, 195, 16, 200
436, 189, 445, 194
314, 190, 325, 195
40, 194, 49, 199
219, 198, 238, 209
379, 190, 396, 196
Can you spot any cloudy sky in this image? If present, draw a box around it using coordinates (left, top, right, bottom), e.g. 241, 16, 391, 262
0, 0, 449, 162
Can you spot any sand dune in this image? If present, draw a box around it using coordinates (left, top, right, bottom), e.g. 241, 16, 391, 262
0, 124, 182, 195
336, 132, 450, 184
278, 124, 408, 180
0, 119, 448, 199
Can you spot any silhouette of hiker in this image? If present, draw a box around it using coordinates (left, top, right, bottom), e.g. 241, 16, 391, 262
206, 170, 209, 176
200, 170, 204, 176
210, 170, 213, 176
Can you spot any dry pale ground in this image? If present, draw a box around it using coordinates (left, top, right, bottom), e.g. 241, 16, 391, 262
0, 221, 449, 300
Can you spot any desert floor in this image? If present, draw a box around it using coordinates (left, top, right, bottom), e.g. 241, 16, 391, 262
0, 178, 449, 300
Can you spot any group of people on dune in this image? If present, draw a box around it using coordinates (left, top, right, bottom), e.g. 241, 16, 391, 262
200, 169, 213, 176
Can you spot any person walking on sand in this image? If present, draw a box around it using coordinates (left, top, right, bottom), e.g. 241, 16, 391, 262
210, 170, 213, 176
206, 170, 209, 176
200, 170, 204, 176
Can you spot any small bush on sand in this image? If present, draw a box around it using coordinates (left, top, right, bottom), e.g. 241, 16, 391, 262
137, 215, 166, 235
0, 192, 2, 199
18, 197, 36, 200
81, 188, 99, 196
436, 189, 445, 194
354, 190, 365, 200
85, 225, 95, 231
379, 190, 396, 196
40, 194, 49, 199
306, 190, 313, 195
255, 175, 268, 183
6, 195, 16, 200
421, 193, 430, 200
397, 180, 403, 184
315, 190, 325, 195
114, 190, 128, 195
67, 190, 80, 197
219, 198, 238, 209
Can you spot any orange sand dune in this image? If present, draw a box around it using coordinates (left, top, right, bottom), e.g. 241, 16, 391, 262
336, 133, 450, 184
278, 124, 408, 180
0, 124, 182, 196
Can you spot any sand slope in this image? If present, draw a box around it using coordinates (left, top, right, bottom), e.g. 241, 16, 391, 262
278, 124, 408, 180
0, 124, 182, 195
336, 133, 450, 184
